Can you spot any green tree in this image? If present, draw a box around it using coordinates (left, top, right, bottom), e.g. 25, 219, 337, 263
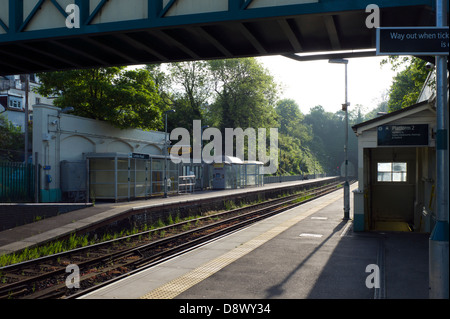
207, 58, 278, 131
163, 61, 212, 132
203, 58, 279, 161
276, 99, 312, 143
364, 98, 389, 121
36, 67, 164, 130
275, 99, 316, 175
303, 105, 358, 176
383, 57, 430, 112
0, 115, 25, 162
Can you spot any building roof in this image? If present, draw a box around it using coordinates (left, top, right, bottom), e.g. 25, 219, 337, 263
352, 100, 435, 136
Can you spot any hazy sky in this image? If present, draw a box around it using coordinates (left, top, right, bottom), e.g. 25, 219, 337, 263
257, 55, 398, 115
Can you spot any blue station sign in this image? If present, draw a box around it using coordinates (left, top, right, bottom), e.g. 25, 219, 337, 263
377, 27, 449, 56
377, 124, 429, 146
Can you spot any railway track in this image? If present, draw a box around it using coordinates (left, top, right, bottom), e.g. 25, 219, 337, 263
0, 180, 346, 299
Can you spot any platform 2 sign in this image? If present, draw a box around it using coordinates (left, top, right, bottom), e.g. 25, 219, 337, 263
377, 124, 429, 146
377, 27, 449, 55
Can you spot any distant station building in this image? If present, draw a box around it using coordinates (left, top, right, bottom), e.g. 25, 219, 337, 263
32, 105, 267, 203
352, 81, 440, 232
211, 156, 264, 190
32, 104, 168, 203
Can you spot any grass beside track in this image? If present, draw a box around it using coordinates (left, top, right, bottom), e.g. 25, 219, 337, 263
0, 181, 340, 268
0, 212, 197, 268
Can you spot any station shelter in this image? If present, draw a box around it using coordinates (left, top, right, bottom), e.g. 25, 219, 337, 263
352, 101, 437, 233
87, 153, 179, 202
211, 156, 264, 190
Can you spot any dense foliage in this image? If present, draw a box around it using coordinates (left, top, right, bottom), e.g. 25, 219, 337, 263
36, 67, 164, 130
0, 115, 30, 162
382, 56, 430, 112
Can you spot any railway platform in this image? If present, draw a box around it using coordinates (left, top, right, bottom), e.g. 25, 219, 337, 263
80, 183, 429, 300
0, 177, 336, 256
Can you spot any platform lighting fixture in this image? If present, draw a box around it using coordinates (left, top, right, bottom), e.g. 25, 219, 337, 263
164, 109, 176, 198
329, 58, 350, 220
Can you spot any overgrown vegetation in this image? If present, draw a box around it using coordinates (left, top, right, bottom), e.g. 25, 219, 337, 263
0, 212, 188, 268
0, 115, 31, 162
381, 56, 430, 112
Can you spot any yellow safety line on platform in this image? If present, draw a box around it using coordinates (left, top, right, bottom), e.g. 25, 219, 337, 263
140, 192, 343, 299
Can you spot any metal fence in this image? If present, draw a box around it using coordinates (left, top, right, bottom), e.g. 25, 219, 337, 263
0, 162, 35, 202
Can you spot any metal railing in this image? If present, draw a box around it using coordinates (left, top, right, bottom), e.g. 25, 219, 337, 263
0, 162, 35, 202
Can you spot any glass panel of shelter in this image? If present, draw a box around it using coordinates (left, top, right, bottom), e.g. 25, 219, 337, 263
89, 156, 179, 201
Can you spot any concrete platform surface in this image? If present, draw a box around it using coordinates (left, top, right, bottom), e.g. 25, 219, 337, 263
80, 184, 429, 300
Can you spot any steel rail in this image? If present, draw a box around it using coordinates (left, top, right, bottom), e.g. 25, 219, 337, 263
0, 179, 347, 299
67, 180, 346, 299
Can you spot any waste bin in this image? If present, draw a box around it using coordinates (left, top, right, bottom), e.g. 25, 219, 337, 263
353, 189, 365, 231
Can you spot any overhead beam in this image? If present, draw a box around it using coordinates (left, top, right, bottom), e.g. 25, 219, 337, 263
160, 0, 178, 18
82, 37, 140, 64
18, 0, 45, 32
0, 60, 28, 74
116, 33, 169, 62
17, 43, 82, 68
278, 19, 303, 52
86, 0, 109, 25
154, 29, 201, 60
241, 0, 255, 10
1, 0, 435, 43
190, 26, 233, 58
283, 50, 376, 62
0, 0, 437, 76
0, 47, 55, 70
236, 22, 267, 55
0, 18, 8, 33
17, 0, 69, 32
49, 40, 109, 66
323, 15, 341, 50
49, 0, 69, 19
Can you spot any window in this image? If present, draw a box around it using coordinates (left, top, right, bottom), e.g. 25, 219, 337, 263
377, 162, 407, 182
9, 99, 22, 109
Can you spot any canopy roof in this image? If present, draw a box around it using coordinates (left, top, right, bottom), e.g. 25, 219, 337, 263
0, 0, 438, 75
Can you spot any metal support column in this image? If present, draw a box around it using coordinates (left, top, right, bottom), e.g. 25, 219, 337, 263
343, 61, 350, 220
429, 0, 449, 299
164, 109, 175, 198
329, 58, 350, 220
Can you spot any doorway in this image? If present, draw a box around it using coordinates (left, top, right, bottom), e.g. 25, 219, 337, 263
368, 147, 416, 231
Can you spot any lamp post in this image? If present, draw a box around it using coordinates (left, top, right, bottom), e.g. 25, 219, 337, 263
329, 58, 350, 220
164, 110, 176, 198
24, 74, 29, 164
201, 125, 209, 190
